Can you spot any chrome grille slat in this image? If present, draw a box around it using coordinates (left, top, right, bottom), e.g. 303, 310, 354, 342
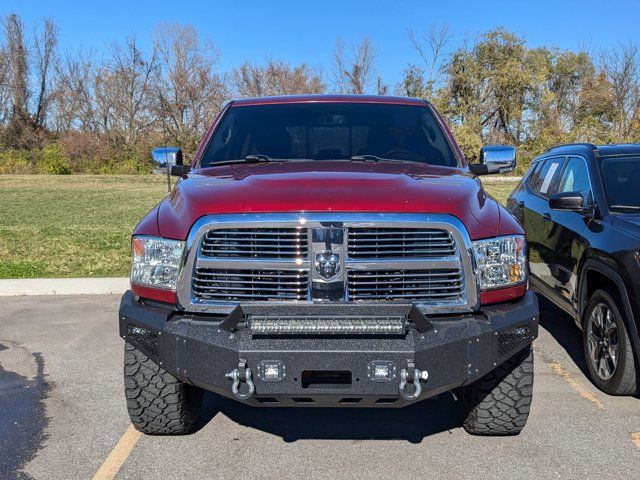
348, 228, 455, 258
201, 228, 308, 259
347, 269, 464, 302
192, 268, 308, 301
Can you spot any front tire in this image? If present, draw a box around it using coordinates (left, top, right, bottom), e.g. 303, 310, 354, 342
582, 288, 638, 395
462, 346, 534, 436
124, 343, 203, 435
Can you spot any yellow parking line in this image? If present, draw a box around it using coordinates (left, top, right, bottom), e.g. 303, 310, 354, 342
547, 362, 605, 410
632, 433, 640, 449
92, 425, 142, 480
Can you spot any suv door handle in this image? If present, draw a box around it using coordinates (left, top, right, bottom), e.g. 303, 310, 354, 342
542, 213, 552, 222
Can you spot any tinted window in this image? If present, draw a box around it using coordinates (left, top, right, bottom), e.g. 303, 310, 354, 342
201, 103, 457, 167
602, 156, 640, 209
529, 157, 564, 197
557, 156, 592, 203
526, 160, 544, 189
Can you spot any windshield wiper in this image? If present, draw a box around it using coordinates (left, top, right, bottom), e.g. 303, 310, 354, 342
208, 154, 276, 167
610, 204, 640, 210
350, 154, 384, 162
349, 155, 420, 164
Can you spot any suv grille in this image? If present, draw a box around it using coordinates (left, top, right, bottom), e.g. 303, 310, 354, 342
347, 269, 463, 301
201, 228, 308, 259
192, 268, 308, 301
348, 228, 455, 258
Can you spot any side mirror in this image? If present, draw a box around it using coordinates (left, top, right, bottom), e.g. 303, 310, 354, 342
549, 192, 585, 211
152, 147, 189, 192
152, 147, 183, 170
469, 145, 517, 175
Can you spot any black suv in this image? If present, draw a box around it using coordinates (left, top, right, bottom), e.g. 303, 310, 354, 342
507, 143, 639, 395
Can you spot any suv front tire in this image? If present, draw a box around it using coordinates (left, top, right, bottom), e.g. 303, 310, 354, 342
582, 288, 638, 395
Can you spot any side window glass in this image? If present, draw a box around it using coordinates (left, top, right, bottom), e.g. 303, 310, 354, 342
526, 161, 544, 189
530, 157, 564, 197
557, 156, 592, 203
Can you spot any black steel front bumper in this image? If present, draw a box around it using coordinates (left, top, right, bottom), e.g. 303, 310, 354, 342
119, 291, 538, 407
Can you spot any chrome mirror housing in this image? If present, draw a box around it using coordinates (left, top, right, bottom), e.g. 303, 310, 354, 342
152, 147, 185, 192
152, 147, 183, 172
479, 145, 516, 174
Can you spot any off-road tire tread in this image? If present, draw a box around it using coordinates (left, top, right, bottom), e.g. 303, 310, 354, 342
124, 342, 202, 435
583, 289, 638, 395
462, 346, 533, 436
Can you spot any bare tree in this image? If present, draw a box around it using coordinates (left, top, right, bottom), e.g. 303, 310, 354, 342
33, 19, 58, 128
0, 38, 11, 125
407, 24, 452, 98
96, 37, 159, 146
153, 23, 227, 153
2, 13, 31, 146
53, 49, 97, 132
0, 13, 59, 147
376, 75, 389, 95
599, 42, 640, 139
233, 59, 324, 97
331, 37, 376, 94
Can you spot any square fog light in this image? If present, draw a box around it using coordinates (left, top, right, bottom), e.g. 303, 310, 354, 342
257, 360, 286, 381
367, 361, 396, 382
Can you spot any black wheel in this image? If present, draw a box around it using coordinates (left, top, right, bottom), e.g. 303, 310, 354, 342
462, 346, 534, 436
582, 289, 638, 395
124, 343, 203, 435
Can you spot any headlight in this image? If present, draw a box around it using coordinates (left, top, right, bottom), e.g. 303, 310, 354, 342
131, 236, 185, 290
472, 235, 526, 290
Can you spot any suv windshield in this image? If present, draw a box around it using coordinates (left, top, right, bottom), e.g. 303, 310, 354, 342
200, 102, 458, 167
601, 156, 640, 210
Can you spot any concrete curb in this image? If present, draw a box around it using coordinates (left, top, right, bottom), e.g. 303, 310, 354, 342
0, 278, 130, 296
480, 176, 523, 183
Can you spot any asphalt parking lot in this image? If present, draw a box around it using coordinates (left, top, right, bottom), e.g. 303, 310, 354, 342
1, 294, 639, 480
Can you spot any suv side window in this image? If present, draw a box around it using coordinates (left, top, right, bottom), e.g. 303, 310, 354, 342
525, 161, 544, 189
556, 156, 592, 204
529, 157, 564, 198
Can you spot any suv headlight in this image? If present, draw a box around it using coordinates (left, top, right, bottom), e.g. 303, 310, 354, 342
472, 235, 526, 290
131, 236, 185, 290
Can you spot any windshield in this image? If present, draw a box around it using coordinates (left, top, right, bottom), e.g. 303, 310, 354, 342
601, 156, 640, 210
200, 102, 458, 167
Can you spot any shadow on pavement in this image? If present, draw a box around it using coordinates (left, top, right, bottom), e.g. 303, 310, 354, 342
536, 294, 589, 377
195, 390, 461, 443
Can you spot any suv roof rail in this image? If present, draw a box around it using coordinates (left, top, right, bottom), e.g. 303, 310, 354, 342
545, 143, 598, 153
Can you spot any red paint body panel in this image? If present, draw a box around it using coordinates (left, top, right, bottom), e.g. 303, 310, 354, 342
133, 204, 161, 236
480, 284, 527, 305
132, 284, 177, 304
150, 161, 523, 241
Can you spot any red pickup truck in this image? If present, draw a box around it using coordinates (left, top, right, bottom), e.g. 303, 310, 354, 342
120, 95, 538, 436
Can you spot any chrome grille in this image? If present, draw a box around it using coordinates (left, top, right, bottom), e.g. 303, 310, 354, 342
347, 269, 464, 301
201, 228, 308, 259
179, 213, 477, 315
348, 228, 455, 258
192, 268, 309, 301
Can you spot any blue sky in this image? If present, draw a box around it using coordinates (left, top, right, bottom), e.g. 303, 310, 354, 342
4, 0, 640, 88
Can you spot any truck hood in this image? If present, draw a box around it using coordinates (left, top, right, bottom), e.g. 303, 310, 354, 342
155, 161, 520, 240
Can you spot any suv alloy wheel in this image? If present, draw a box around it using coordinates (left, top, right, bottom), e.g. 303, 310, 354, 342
582, 289, 638, 395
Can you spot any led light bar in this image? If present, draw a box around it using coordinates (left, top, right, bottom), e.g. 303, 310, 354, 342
250, 316, 405, 335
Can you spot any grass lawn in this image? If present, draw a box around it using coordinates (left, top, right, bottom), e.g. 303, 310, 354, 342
0, 175, 520, 278
0, 175, 167, 278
